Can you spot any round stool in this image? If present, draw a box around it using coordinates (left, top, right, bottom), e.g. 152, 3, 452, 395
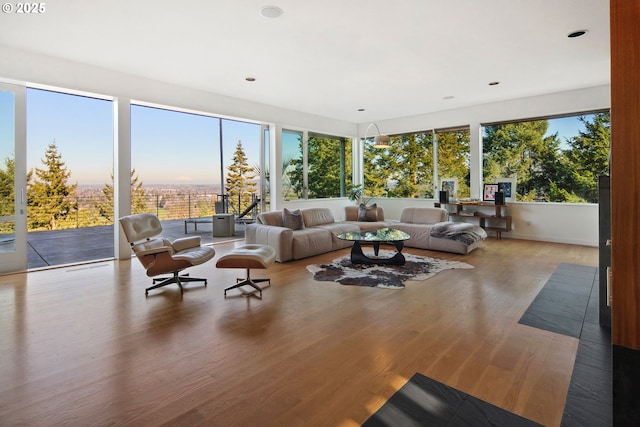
216, 244, 276, 298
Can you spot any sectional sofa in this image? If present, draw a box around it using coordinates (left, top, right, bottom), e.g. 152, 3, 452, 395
245, 206, 485, 262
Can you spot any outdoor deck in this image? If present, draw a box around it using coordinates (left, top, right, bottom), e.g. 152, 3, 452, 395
25, 219, 246, 269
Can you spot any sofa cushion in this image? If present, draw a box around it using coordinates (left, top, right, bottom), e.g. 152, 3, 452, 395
301, 208, 335, 227
399, 207, 448, 224
282, 208, 305, 230
358, 203, 378, 222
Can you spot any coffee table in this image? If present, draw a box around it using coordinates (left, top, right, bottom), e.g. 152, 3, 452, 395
336, 228, 410, 266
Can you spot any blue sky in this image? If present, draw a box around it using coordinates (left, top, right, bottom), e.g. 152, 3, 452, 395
21, 88, 261, 186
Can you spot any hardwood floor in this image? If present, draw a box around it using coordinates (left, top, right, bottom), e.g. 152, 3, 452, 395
0, 238, 598, 426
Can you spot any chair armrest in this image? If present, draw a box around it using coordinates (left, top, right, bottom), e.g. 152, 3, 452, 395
172, 236, 201, 252
135, 245, 172, 257
132, 238, 173, 257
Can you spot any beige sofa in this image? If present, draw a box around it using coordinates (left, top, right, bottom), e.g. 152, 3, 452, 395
394, 207, 485, 255
246, 206, 485, 262
245, 208, 360, 262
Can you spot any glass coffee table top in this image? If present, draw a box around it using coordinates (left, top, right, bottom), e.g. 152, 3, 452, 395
336, 228, 410, 242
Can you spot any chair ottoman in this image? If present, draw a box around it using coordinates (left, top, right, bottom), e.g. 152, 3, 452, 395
216, 244, 276, 298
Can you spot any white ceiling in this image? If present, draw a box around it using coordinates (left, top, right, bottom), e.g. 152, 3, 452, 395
0, 0, 610, 124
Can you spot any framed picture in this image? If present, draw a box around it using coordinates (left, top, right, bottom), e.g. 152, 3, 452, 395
483, 184, 499, 201
495, 177, 517, 202
440, 178, 458, 200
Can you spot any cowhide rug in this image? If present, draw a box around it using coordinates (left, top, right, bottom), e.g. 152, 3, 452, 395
306, 251, 473, 289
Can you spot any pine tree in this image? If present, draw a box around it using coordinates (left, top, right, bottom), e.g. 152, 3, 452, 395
0, 157, 15, 217
437, 130, 470, 198
562, 112, 611, 203
225, 141, 256, 214
95, 169, 148, 222
364, 132, 434, 198
483, 120, 564, 201
290, 136, 352, 199
27, 141, 78, 230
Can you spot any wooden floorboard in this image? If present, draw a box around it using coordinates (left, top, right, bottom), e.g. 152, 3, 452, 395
0, 238, 598, 426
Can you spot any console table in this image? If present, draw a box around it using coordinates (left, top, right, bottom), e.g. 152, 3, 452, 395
435, 202, 512, 239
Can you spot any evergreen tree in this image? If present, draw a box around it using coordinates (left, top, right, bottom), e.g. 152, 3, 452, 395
95, 169, 148, 222
364, 132, 433, 198
225, 140, 256, 214
562, 112, 611, 203
437, 130, 470, 198
27, 141, 77, 230
0, 157, 15, 217
483, 120, 564, 201
289, 136, 353, 199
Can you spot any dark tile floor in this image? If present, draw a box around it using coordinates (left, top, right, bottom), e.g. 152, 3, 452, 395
362, 373, 543, 427
517, 263, 612, 427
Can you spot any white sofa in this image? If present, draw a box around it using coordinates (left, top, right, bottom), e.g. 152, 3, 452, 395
394, 207, 484, 255
245, 208, 359, 262
245, 206, 485, 262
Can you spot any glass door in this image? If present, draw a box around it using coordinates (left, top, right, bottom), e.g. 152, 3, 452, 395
0, 83, 27, 274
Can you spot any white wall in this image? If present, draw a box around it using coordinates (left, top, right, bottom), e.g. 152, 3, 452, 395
371, 198, 597, 246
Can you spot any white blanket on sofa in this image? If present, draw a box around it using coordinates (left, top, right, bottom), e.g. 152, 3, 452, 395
429, 221, 487, 245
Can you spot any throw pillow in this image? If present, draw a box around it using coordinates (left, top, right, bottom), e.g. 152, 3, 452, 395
282, 208, 305, 230
357, 203, 378, 222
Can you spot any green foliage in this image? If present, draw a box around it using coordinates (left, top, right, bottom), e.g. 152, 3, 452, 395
562, 113, 611, 203
364, 132, 434, 198
483, 113, 610, 203
225, 140, 256, 214
290, 135, 352, 199
0, 157, 15, 233
27, 141, 78, 230
437, 130, 471, 198
0, 156, 15, 217
286, 135, 352, 200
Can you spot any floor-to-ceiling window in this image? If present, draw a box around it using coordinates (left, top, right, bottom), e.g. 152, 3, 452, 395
26, 88, 113, 268
0, 89, 17, 255
130, 105, 220, 220
130, 104, 262, 223
220, 119, 261, 219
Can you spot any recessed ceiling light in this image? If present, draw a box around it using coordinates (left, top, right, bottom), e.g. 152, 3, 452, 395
443, 96, 455, 100
488, 81, 500, 86
568, 30, 587, 38
260, 6, 283, 18
245, 77, 256, 82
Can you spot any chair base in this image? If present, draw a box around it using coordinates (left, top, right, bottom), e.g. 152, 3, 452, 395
147, 272, 207, 295
224, 269, 270, 299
